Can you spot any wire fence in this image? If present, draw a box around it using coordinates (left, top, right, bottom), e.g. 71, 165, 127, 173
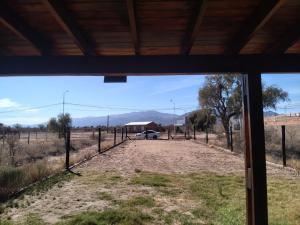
0, 126, 126, 201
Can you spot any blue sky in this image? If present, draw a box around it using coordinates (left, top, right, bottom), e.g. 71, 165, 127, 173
0, 74, 300, 125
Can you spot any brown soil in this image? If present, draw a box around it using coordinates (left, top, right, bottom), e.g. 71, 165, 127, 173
2, 140, 298, 224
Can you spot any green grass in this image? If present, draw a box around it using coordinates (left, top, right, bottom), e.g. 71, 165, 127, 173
57, 208, 152, 225
130, 172, 171, 187
2, 172, 300, 225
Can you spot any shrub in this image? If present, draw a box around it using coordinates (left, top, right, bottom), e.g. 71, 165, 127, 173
0, 167, 26, 201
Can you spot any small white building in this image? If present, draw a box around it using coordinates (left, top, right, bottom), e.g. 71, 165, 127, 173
125, 121, 158, 133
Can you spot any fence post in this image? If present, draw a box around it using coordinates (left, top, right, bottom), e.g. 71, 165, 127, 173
125, 127, 128, 139
98, 127, 101, 153
193, 125, 196, 140
145, 128, 148, 140
230, 126, 233, 152
281, 125, 286, 167
114, 128, 116, 145
28, 131, 30, 144
121, 128, 124, 141
65, 129, 70, 170
168, 127, 170, 140
206, 127, 209, 144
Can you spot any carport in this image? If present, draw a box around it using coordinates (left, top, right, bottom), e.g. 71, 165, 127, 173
1, 1, 300, 224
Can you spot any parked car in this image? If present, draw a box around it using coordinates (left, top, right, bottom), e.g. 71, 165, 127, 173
135, 130, 160, 139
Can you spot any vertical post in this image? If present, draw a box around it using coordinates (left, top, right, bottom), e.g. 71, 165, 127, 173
230, 126, 233, 152
65, 129, 70, 170
193, 125, 196, 140
242, 73, 268, 225
168, 127, 170, 140
125, 127, 128, 139
114, 127, 116, 145
205, 127, 208, 144
28, 131, 30, 145
98, 127, 101, 153
145, 128, 148, 140
281, 125, 286, 167
122, 128, 124, 141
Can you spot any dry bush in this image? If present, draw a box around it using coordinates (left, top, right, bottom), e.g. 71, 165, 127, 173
24, 160, 53, 183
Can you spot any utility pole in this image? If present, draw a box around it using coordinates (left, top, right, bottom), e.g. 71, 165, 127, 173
107, 115, 110, 133
170, 99, 176, 135
63, 90, 69, 116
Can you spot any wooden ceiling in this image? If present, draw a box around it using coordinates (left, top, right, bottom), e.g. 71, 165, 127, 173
0, 0, 300, 57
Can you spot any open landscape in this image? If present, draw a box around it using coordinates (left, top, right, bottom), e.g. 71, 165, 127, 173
0, 139, 299, 225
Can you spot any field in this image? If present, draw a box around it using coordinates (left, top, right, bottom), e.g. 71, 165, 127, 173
0, 140, 299, 225
0, 129, 123, 201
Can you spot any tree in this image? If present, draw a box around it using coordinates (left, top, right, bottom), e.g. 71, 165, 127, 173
47, 117, 59, 132
38, 124, 46, 131
188, 109, 216, 131
6, 132, 19, 166
57, 113, 72, 131
199, 75, 288, 148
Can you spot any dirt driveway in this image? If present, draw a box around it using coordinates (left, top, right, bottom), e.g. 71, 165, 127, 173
3, 140, 298, 224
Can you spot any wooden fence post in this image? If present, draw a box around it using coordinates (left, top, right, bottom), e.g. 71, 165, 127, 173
193, 125, 196, 140
230, 126, 233, 152
206, 127, 209, 144
168, 128, 170, 140
65, 129, 70, 170
28, 131, 30, 144
146, 128, 148, 140
114, 128, 116, 145
98, 127, 101, 153
121, 128, 124, 141
281, 125, 286, 167
125, 127, 128, 139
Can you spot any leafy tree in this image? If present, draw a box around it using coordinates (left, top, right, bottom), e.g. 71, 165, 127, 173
47, 117, 59, 132
199, 75, 288, 148
38, 124, 46, 131
188, 109, 216, 131
57, 113, 72, 131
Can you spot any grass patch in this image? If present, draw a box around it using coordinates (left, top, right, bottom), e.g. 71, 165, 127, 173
131, 172, 170, 187
97, 192, 114, 201
123, 196, 155, 208
57, 208, 152, 225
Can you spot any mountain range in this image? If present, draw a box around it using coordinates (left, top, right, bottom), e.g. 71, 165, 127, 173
72, 110, 186, 127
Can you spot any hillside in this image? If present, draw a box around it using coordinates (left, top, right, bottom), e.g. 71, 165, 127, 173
72, 110, 186, 127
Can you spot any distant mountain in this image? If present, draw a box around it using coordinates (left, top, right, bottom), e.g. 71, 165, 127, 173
72, 110, 187, 127
264, 111, 279, 117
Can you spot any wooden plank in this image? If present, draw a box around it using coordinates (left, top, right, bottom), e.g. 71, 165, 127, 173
226, 0, 286, 54
0, 1, 50, 55
1, 54, 300, 75
181, 0, 207, 55
242, 73, 268, 225
127, 0, 139, 55
267, 28, 300, 54
43, 0, 96, 56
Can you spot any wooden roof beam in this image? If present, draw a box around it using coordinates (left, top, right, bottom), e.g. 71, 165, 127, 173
181, 0, 208, 55
1, 54, 300, 75
267, 28, 300, 54
0, 1, 51, 55
226, 0, 286, 55
43, 0, 96, 56
127, 0, 139, 55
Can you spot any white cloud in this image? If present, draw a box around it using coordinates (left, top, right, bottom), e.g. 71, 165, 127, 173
0, 98, 20, 108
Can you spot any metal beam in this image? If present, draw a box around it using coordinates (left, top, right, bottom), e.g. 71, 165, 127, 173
126, 0, 139, 55
181, 0, 207, 55
226, 0, 285, 54
242, 73, 268, 225
0, 1, 51, 55
0, 54, 300, 75
43, 0, 96, 56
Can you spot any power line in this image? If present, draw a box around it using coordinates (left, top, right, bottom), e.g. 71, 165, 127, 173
0, 103, 61, 114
